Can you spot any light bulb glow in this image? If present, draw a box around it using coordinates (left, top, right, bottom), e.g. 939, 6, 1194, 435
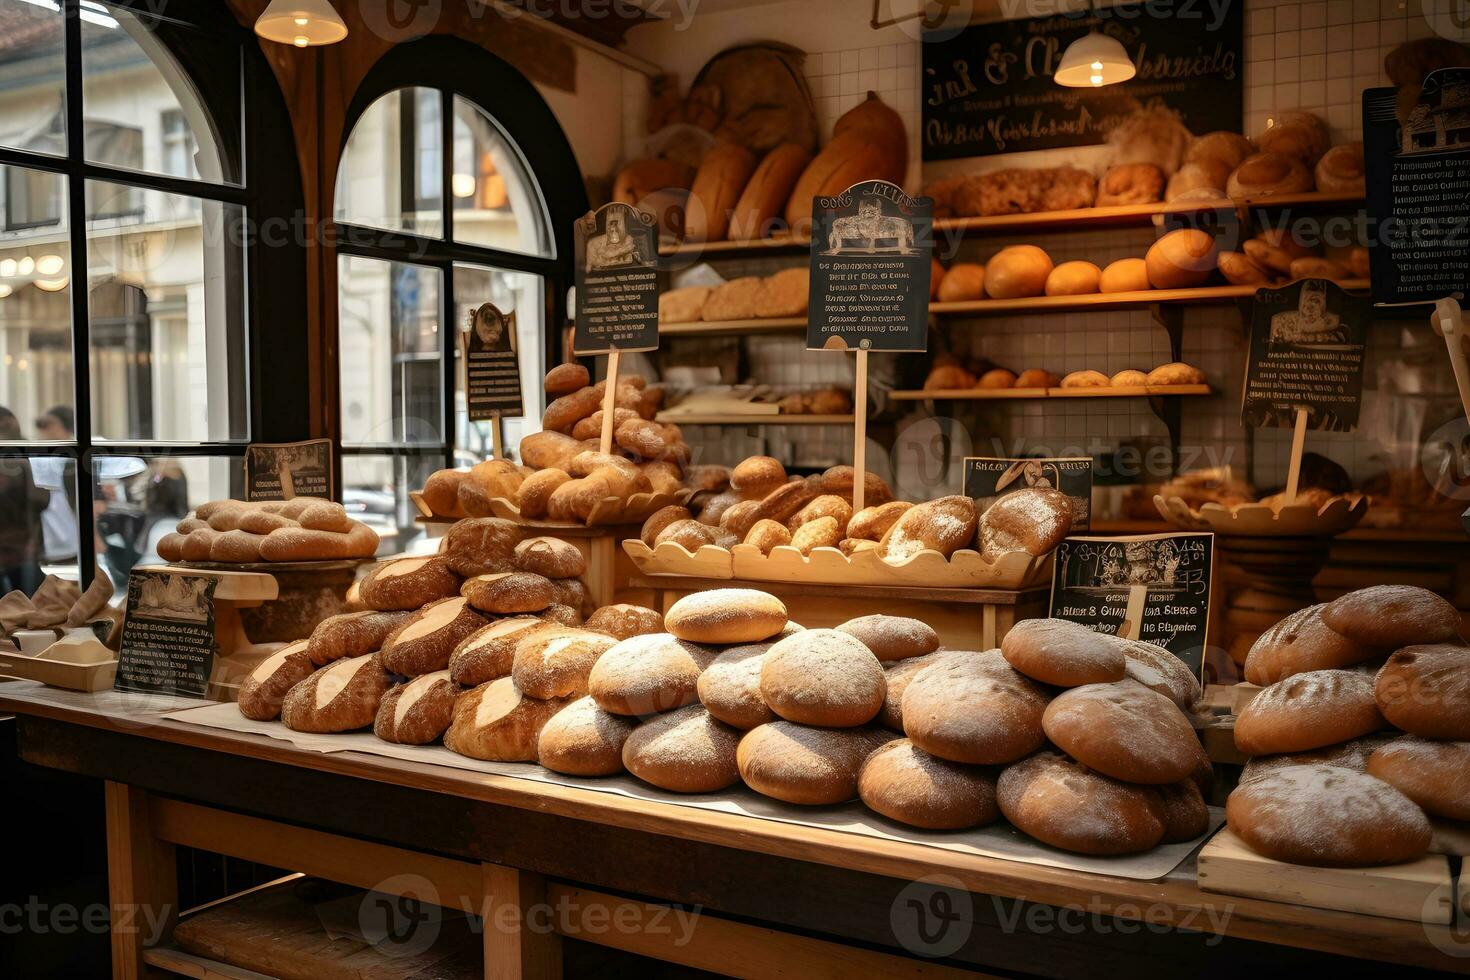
35, 254, 63, 276
293, 35, 309, 46
16, 256, 34, 275
0, 285, 11, 299
1091, 74, 1104, 86
0, 259, 15, 277
33, 276, 69, 292
452, 173, 477, 198
294, 15, 309, 25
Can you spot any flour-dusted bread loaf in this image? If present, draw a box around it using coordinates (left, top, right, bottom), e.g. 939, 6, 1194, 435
444, 677, 573, 762
622, 705, 742, 792
448, 617, 551, 687
537, 696, 639, 776
378, 597, 488, 677
306, 609, 416, 666
1226, 764, 1431, 867
588, 632, 719, 716
701, 276, 764, 321
1121, 639, 1202, 712
760, 628, 886, 727
461, 571, 555, 615
878, 496, 977, 562
511, 628, 618, 699
737, 721, 894, 805
857, 738, 1000, 830
879, 650, 970, 731
834, 615, 938, 663
1235, 669, 1385, 756
358, 556, 461, 611
902, 649, 1049, 765
1322, 585, 1463, 649
1366, 738, 1470, 821
1243, 603, 1382, 685
1239, 733, 1400, 785
659, 285, 712, 324
238, 640, 315, 721
1000, 618, 1127, 687
752, 266, 810, 318
976, 488, 1073, 563
998, 751, 1166, 856
513, 536, 587, 579
374, 670, 460, 745
441, 517, 521, 577
1155, 780, 1211, 843
584, 604, 664, 641
664, 588, 788, 644
1043, 680, 1204, 784
696, 642, 777, 730
1376, 643, 1470, 740
280, 654, 391, 733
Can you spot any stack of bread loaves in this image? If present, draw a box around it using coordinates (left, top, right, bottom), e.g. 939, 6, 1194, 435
660, 266, 809, 323
1227, 584, 1468, 867
157, 498, 379, 564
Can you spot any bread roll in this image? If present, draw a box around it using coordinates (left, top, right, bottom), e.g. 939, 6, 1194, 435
936, 262, 985, 302
737, 720, 893, 804
1235, 669, 1386, 756
697, 642, 777, 730
1012, 368, 1059, 388
374, 670, 459, 744
584, 603, 663, 641
858, 738, 999, 829
1060, 369, 1109, 388
1165, 161, 1229, 202
729, 455, 787, 496
977, 487, 1072, 562
984, 245, 1053, 299
306, 610, 415, 666
977, 368, 1017, 389
998, 751, 1166, 855
511, 628, 617, 699
1000, 617, 1127, 687
537, 696, 639, 776
1146, 228, 1218, 289
444, 677, 573, 762
760, 629, 886, 727
622, 705, 741, 792
441, 517, 520, 577
379, 597, 488, 677
588, 632, 718, 716
1376, 643, 1470, 740
664, 588, 788, 644
1099, 257, 1150, 293
461, 571, 555, 615
281, 654, 391, 733
1244, 227, 1313, 275
1186, 131, 1255, 172
513, 536, 586, 579
1145, 362, 1204, 386
1315, 141, 1365, 195
684, 143, 757, 243
1255, 111, 1330, 165
743, 518, 792, 554
1321, 584, 1463, 649
924, 364, 975, 391
359, 556, 460, 612
1044, 261, 1101, 296
901, 650, 1049, 764
544, 362, 590, 396
457, 460, 524, 517
516, 469, 571, 520
1044, 680, 1204, 783
818, 465, 893, 506
846, 501, 912, 542
879, 495, 977, 561
1217, 250, 1274, 286
1243, 603, 1380, 685
1111, 369, 1148, 387
1227, 152, 1312, 199
420, 469, 469, 519
238, 640, 315, 721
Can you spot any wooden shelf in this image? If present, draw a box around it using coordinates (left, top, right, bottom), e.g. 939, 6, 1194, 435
890, 384, 1213, 402
656, 412, 854, 425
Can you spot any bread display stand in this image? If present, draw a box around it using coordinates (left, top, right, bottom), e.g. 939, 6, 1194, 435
410, 487, 692, 529
1198, 827, 1454, 925
0, 646, 117, 693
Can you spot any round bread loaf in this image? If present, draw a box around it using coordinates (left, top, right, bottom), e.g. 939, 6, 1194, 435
760, 629, 886, 727
513, 536, 587, 579
544, 362, 590, 396
1044, 260, 1102, 297
834, 615, 939, 662
1235, 669, 1385, 756
879, 495, 977, 561
448, 617, 548, 686
537, 696, 639, 776
1243, 603, 1381, 685
1154, 780, 1211, 843
1000, 618, 1127, 687
1145, 228, 1218, 289
976, 488, 1072, 562
1375, 643, 1470, 739
238, 640, 315, 721
378, 597, 488, 677
281, 654, 392, 734
1321, 585, 1462, 648
1239, 732, 1400, 784
1226, 764, 1431, 867
461, 571, 555, 614
1121, 640, 1202, 712
588, 632, 719, 716
997, 751, 1166, 855
664, 588, 788, 644
443, 677, 573, 762
1099, 257, 1150, 293
901, 650, 1049, 764
511, 628, 618, 699
1043, 680, 1203, 784
697, 642, 776, 730
879, 650, 969, 731
306, 609, 416, 666
736, 720, 893, 805
441, 517, 520, 577
584, 603, 664, 640
374, 670, 459, 745
358, 556, 461, 611
622, 705, 741, 793
984, 245, 1053, 299
729, 456, 787, 496
857, 738, 999, 830
1367, 738, 1470, 821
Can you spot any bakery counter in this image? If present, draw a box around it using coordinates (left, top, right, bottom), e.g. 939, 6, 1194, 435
4, 682, 1466, 979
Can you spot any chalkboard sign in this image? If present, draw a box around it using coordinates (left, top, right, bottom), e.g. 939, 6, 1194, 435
1241, 279, 1370, 433
962, 456, 1092, 531
245, 439, 333, 501
115, 569, 218, 696
808, 180, 933, 351
462, 301, 524, 422
1049, 532, 1214, 674
921, 3, 1243, 161
1363, 69, 1470, 304
573, 202, 660, 355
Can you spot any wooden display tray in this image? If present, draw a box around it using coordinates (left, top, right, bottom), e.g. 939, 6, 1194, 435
891, 384, 1213, 401
622, 539, 1050, 590
1155, 493, 1370, 537
410, 488, 692, 528
1198, 828, 1454, 925
0, 650, 116, 692
654, 412, 854, 425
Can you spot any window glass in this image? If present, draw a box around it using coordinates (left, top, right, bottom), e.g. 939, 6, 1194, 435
92, 452, 238, 587
338, 254, 443, 447
335, 88, 443, 238
343, 453, 439, 557
86, 179, 247, 443
0, 164, 73, 437
81, 3, 236, 184
453, 263, 543, 458
451, 96, 552, 256
30, 453, 78, 580
0, 0, 66, 158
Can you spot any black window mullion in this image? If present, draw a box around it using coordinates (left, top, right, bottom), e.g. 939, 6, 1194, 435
439, 88, 455, 472
63, 0, 96, 588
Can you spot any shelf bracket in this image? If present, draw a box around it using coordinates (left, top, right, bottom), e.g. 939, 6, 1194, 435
1151, 302, 1186, 363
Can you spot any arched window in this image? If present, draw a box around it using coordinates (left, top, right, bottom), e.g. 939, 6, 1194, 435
333, 37, 586, 536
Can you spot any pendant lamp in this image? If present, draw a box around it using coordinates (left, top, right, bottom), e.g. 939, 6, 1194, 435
254, 0, 348, 47
1054, 30, 1135, 88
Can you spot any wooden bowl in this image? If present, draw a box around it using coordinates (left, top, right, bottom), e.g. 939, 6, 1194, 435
1153, 493, 1369, 537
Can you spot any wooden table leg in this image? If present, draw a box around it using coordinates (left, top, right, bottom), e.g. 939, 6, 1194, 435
482, 863, 561, 980
104, 782, 177, 980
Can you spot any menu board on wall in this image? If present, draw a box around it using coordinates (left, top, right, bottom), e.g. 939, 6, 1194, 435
115, 569, 218, 696
921, 3, 1244, 160
245, 439, 333, 501
1241, 279, 1370, 433
573, 202, 660, 354
462, 301, 525, 422
962, 456, 1092, 531
807, 180, 933, 351
1363, 68, 1470, 304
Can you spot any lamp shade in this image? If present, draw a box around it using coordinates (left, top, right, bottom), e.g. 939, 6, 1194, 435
255, 0, 347, 47
1054, 31, 1135, 88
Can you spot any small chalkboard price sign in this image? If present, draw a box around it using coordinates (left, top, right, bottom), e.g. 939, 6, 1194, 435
114, 569, 219, 696
962, 456, 1093, 532
1048, 532, 1214, 675
462, 301, 524, 458
245, 439, 333, 501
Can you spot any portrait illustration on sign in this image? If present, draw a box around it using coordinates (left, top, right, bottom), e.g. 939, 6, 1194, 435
823, 195, 918, 256
584, 203, 648, 272
470, 301, 513, 353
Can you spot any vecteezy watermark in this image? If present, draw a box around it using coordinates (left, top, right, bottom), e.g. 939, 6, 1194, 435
1422, 416, 1470, 502
890, 875, 974, 957
355, 0, 702, 42
0, 899, 172, 943
990, 895, 1233, 945
1423, 0, 1470, 44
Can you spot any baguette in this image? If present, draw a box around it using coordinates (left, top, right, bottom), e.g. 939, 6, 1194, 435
728, 142, 811, 240
684, 143, 757, 243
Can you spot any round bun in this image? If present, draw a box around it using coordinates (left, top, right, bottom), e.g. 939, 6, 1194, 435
984, 245, 1053, 299
858, 738, 1000, 830
587, 633, 719, 716
642, 505, 693, 546
544, 362, 590, 396
976, 369, 1017, 389
1217, 250, 1274, 286
1235, 670, 1385, 756
1044, 261, 1101, 297
1095, 163, 1164, 206
1376, 643, 1470, 739
1255, 111, 1331, 165
901, 650, 1049, 764
1060, 369, 1110, 388
584, 603, 663, 640
834, 615, 939, 662
997, 751, 1166, 855
1240, 733, 1400, 784
1145, 228, 1218, 289
760, 629, 886, 727
1315, 141, 1365, 194
461, 572, 554, 615
1111, 369, 1149, 387
665, 588, 788, 644
1166, 161, 1230, 202
1013, 368, 1059, 388
736, 720, 893, 805
1098, 257, 1151, 293
622, 705, 741, 793
512, 536, 587, 579
1043, 680, 1203, 784
1321, 585, 1462, 649
1000, 618, 1126, 687
729, 456, 787, 496
537, 696, 638, 776
1226, 764, 1431, 866
1155, 780, 1211, 843
1244, 603, 1380, 685
1367, 738, 1470, 820
936, 262, 985, 302
1186, 131, 1255, 171
697, 642, 776, 730
1227, 152, 1313, 199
